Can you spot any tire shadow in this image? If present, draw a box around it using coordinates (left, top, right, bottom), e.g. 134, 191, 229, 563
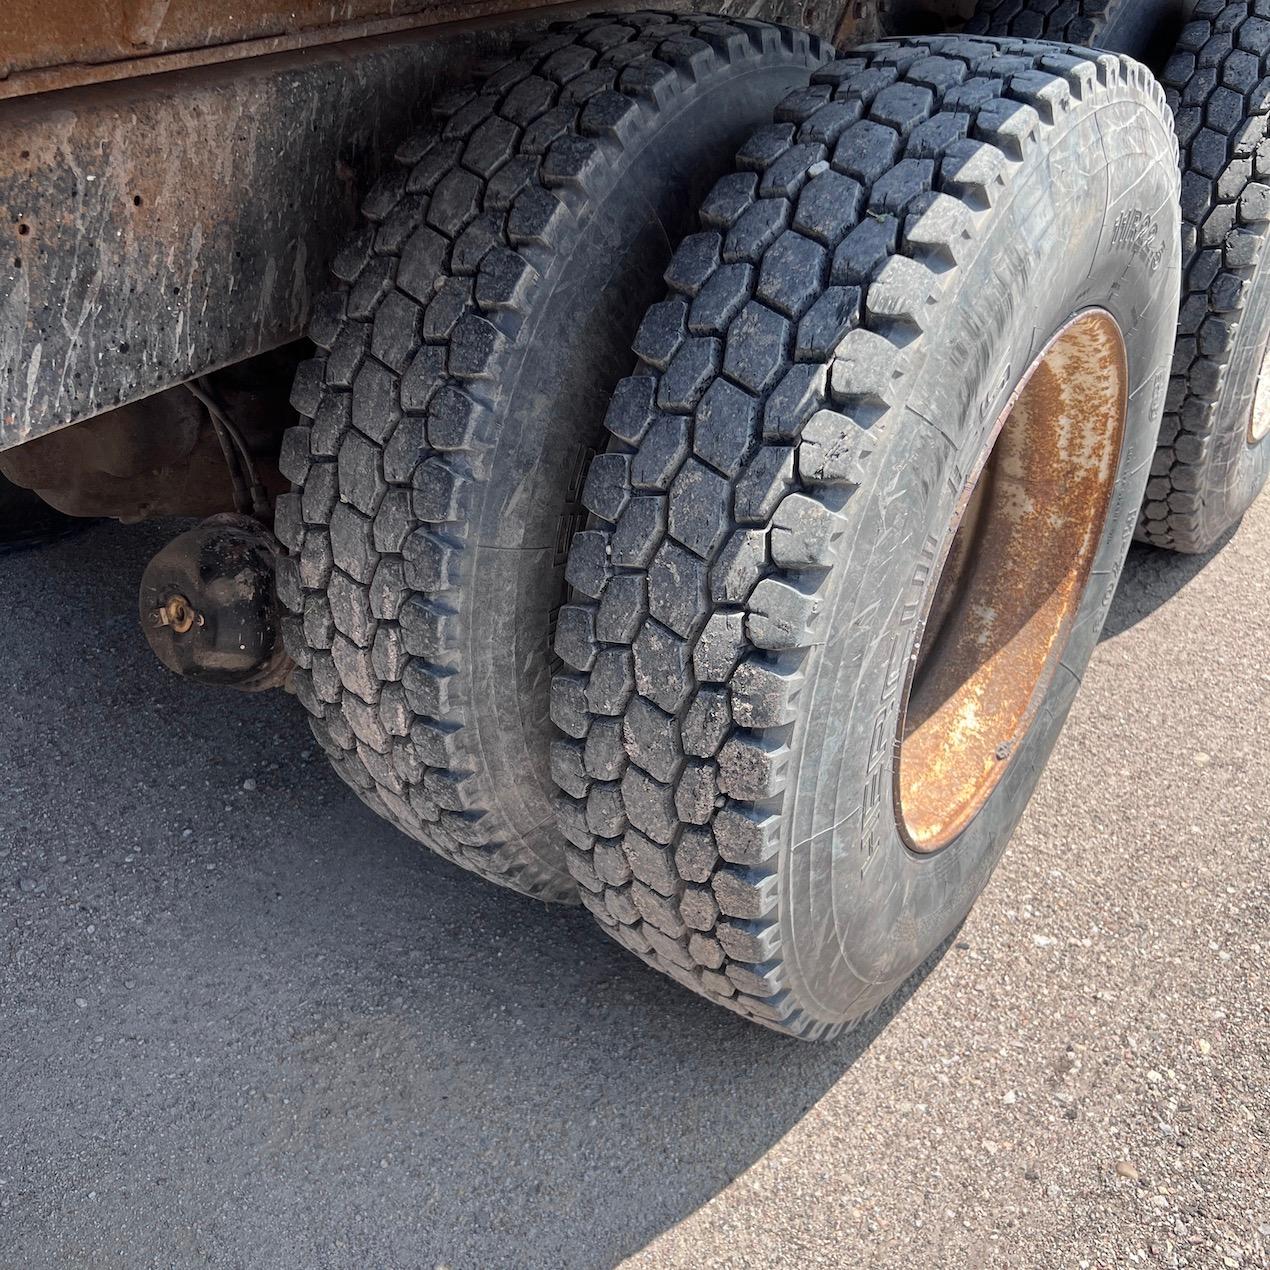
1101, 527, 1237, 642
1, 518, 955, 1268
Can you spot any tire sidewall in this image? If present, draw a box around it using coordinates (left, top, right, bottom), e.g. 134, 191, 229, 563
780, 85, 1181, 1025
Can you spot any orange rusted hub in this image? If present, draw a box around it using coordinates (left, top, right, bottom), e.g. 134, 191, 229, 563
896, 310, 1129, 853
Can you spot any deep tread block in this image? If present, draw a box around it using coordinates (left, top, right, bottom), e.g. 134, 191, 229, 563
689, 263, 755, 336
722, 197, 790, 263
700, 171, 759, 228
723, 301, 791, 393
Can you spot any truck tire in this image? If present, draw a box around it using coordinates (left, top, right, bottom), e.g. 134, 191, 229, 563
967, 0, 1128, 45
965, 0, 1185, 65
277, 13, 827, 901
1139, 0, 1270, 552
553, 38, 1180, 1036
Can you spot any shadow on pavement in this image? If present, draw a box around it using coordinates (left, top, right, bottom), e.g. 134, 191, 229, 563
1101, 529, 1236, 641
2, 518, 957, 1267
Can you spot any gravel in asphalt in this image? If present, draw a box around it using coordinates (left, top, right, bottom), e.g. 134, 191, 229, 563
1, 496, 1267, 1268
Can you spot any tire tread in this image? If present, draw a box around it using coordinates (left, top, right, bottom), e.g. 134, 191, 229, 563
284, 12, 826, 901
553, 36, 1175, 1035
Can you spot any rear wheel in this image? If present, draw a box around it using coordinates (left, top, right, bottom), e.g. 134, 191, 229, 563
1138, 0, 1270, 553
553, 37, 1181, 1037
965, 0, 1186, 66
278, 12, 827, 901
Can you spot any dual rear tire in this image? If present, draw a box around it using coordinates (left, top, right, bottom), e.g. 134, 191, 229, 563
553, 39, 1180, 1036
287, 25, 1183, 1035
278, 12, 827, 902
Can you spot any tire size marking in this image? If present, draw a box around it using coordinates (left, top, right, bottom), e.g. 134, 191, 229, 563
972, 360, 1013, 449
1110, 208, 1165, 273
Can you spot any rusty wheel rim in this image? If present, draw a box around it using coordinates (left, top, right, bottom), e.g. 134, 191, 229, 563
1250, 340, 1270, 443
895, 310, 1129, 854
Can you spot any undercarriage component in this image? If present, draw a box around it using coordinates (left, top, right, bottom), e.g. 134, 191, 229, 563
140, 514, 292, 691
0, 350, 298, 523
0, 21, 521, 450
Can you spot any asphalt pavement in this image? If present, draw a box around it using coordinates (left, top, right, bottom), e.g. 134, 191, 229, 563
1, 496, 1267, 1268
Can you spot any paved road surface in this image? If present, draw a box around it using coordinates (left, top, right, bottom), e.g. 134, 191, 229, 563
2, 496, 1267, 1268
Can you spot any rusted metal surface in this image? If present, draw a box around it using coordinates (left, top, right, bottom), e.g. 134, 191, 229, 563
0, 349, 297, 517
896, 310, 1129, 853
0, 0, 842, 100
1, 0, 453, 81
832, 0, 883, 44
0, 0, 589, 101
0, 20, 527, 451
1, 0, 569, 86
153, 591, 200, 634
139, 512, 293, 691
0, 0, 837, 454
